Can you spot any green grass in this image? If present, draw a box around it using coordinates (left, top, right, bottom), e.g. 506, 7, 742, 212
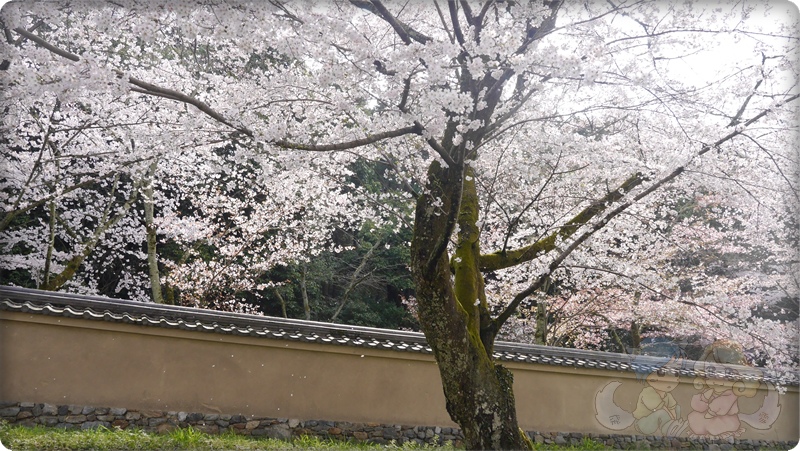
0, 422, 451, 451
0, 422, 609, 450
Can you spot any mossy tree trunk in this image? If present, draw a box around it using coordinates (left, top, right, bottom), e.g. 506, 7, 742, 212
410, 162, 529, 449
408, 156, 646, 448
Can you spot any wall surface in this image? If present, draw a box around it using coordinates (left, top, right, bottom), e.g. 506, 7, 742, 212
0, 311, 451, 427
1, 298, 797, 444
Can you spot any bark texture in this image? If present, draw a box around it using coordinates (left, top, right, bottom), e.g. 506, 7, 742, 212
410, 162, 529, 450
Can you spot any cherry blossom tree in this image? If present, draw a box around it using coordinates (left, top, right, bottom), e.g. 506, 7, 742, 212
1, 0, 798, 448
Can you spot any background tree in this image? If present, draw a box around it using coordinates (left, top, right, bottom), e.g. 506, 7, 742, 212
1, 1, 797, 448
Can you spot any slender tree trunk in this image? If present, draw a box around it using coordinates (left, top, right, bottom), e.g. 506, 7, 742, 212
630, 320, 641, 353
41, 174, 141, 291
410, 162, 529, 450
143, 160, 163, 303
300, 263, 311, 320
273, 287, 288, 318
331, 239, 379, 322
534, 301, 547, 345
41, 200, 56, 288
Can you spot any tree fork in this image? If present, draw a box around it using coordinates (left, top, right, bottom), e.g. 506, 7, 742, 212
411, 161, 529, 450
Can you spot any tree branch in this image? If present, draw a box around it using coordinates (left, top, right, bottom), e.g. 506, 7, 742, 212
491, 93, 800, 330
480, 171, 647, 271
127, 77, 254, 137
448, 0, 466, 46
349, 0, 432, 44
274, 125, 422, 151
12, 27, 79, 61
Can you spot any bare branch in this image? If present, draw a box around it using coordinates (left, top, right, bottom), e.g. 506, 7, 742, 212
274, 125, 422, 152
447, 0, 466, 46
433, 0, 455, 44
480, 171, 647, 271
349, 0, 432, 44
12, 27, 79, 61
127, 77, 254, 137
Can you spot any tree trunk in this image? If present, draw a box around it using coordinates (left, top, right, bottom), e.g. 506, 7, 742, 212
143, 160, 163, 303
273, 287, 288, 318
410, 161, 530, 450
534, 301, 547, 345
41, 174, 141, 291
41, 200, 56, 288
300, 263, 311, 320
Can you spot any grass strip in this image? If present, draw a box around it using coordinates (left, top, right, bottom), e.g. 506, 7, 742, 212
0, 422, 608, 450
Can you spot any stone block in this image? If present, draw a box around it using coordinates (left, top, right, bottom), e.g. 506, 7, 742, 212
65, 415, 87, 423
112, 420, 129, 429
125, 411, 141, 420
246, 420, 261, 430
16, 411, 33, 420
328, 427, 342, 435
68, 405, 83, 414
42, 404, 58, 416
353, 431, 368, 441
81, 421, 110, 430
97, 415, 115, 422
140, 410, 163, 418
19, 402, 35, 408
81, 406, 95, 415
110, 407, 127, 416
0, 407, 20, 417
266, 424, 291, 440
288, 418, 301, 428
148, 418, 167, 427
57, 405, 69, 416
39, 416, 59, 426
204, 413, 220, 421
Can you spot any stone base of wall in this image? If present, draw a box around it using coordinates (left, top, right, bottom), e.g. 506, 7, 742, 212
1, 401, 796, 450
0, 401, 463, 447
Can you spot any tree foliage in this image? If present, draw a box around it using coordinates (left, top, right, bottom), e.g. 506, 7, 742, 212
1, 1, 797, 448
